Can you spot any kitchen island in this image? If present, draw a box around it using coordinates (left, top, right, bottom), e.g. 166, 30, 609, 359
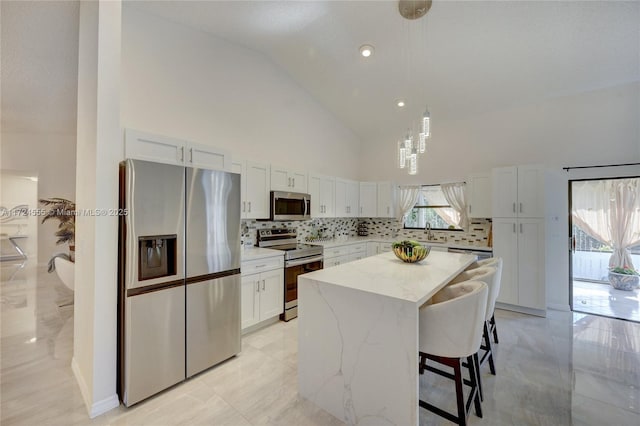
298, 250, 476, 425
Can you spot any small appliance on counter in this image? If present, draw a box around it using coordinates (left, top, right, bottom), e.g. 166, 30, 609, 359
357, 221, 369, 236
256, 228, 323, 321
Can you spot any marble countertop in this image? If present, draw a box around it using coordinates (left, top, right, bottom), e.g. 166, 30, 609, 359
240, 247, 283, 262
299, 250, 476, 306
306, 236, 493, 252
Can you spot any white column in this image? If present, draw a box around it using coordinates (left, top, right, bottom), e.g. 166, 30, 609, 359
73, 0, 122, 418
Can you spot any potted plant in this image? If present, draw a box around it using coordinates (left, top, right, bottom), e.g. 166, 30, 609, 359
39, 197, 76, 260
608, 266, 639, 291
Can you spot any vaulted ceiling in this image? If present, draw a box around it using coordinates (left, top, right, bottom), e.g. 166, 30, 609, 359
2, 1, 639, 143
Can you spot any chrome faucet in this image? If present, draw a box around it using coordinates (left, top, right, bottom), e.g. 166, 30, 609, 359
424, 222, 433, 240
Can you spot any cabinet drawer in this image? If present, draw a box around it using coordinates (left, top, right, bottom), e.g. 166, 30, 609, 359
349, 244, 366, 255
324, 245, 350, 259
241, 256, 284, 275
379, 243, 393, 252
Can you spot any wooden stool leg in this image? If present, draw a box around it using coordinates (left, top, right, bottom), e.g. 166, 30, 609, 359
453, 359, 466, 426
474, 352, 483, 401
467, 355, 483, 419
482, 322, 496, 375
491, 314, 499, 343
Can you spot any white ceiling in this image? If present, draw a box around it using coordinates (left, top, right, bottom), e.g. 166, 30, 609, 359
2, 0, 639, 143
130, 0, 640, 143
1, 1, 79, 134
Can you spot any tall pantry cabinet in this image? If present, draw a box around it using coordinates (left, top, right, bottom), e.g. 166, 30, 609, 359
492, 165, 546, 314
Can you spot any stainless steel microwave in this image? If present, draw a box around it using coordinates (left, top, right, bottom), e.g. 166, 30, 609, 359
270, 191, 311, 221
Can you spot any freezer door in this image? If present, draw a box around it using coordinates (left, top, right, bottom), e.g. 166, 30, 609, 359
125, 159, 185, 290
186, 273, 241, 377
186, 168, 241, 277
124, 286, 185, 406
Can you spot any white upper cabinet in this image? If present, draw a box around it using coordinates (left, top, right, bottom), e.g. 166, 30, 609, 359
377, 182, 396, 218
467, 173, 492, 218
335, 178, 360, 217
270, 166, 307, 193
308, 173, 335, 218
232, 159, 270, 219
125, 129, 230, 171
359, 182, 377, 217
186, 141, 230, 171
492, 165, 544, 218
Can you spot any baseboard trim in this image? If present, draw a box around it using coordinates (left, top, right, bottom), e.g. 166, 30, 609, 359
547, 303, 570, 312
71, 357, 120, 418
241, 315, 280, 335
71, 357, 91, 413
495, 302, 546, 317
89, 394, 120, 418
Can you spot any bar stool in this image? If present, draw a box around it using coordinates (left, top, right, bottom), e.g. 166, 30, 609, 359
449, 265, 501, 377
465, 258, 503, 344
418, 280, 488, 426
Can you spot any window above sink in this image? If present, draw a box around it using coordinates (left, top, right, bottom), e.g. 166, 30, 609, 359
404, 184, 464, 231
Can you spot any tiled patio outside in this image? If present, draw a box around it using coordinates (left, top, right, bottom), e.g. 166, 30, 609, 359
573, 280, 640, 323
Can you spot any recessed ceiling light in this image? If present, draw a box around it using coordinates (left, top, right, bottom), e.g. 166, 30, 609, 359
396, 100, 405, 107
359, 45, 374, 58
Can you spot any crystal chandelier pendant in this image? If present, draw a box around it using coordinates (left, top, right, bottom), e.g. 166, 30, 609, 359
408, 148, 418, 175
422, 106, 431, 139
397, 141, 407, 168
418, 132, 426, 154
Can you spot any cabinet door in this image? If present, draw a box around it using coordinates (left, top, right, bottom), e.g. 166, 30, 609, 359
492, 167, 517, 218
258, 269, 284, 320
241, 274, 259, 329
308, 174, 322, 217
245, 161, 270, 219
290, 170, 307, 193
231, 160, 247, 218
366, 242, 379, 257
493, 218, 519, 305
517, 165, 545, 218
377, 182, 395, 218
335, 178, 348, 217
346, 180, 360, 217
186, 141, 230, 171
379, 242, 393, 252
320, 177, 335, 217
125, 129, 185, 166
517, 219, 545, 309
359, 182, 377, 217
270, 166, 291, 191
468, 173, 492, 218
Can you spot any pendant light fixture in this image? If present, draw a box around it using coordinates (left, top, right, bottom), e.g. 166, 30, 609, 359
396, 1, 432, 175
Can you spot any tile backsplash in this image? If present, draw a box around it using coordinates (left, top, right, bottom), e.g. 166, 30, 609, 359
241, 218, 491, 247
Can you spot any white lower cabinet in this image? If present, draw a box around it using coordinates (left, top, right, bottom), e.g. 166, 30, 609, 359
493, 218, 545, 311
241, 257, 284, 330
323, 243, 367, 268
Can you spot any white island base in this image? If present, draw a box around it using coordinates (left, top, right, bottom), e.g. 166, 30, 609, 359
298, 251, 476, 425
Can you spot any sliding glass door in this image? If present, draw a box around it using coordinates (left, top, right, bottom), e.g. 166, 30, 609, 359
569, 177, 640, 322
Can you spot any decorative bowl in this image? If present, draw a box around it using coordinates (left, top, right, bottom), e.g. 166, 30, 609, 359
392, 245, 430, 263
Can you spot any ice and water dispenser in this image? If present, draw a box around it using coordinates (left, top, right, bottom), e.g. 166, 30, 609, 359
138, 235, 177, 280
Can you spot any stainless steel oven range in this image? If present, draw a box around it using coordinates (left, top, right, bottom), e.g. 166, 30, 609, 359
257, 229, 323, 321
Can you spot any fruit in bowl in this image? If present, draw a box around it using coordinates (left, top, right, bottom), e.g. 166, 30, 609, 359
392, 240, 430, 263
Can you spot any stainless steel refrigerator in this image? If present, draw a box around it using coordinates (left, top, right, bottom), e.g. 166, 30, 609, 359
118, 159, 241, 407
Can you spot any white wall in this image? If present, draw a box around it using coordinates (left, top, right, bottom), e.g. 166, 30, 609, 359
120, 6, 362, 180
360, 82, 640, 184
73, 0, 121, 417
1, 132, 76, 263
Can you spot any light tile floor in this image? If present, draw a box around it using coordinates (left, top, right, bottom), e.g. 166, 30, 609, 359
573, 280, 640, 322
2, 263, 640, 425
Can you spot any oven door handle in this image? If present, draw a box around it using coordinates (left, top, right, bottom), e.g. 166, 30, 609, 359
285, 255, 324, 268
